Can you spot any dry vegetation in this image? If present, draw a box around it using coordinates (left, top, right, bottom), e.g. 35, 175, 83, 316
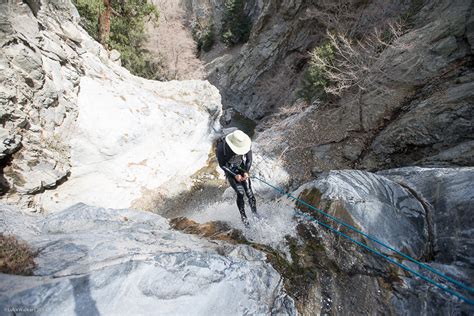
300, 0, 407, 103
0, 234, 36, 275
310, 0, 364, 35
145, 0, 205, 80
313, 22, 404, 97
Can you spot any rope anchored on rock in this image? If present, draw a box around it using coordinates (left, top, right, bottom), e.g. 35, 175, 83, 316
249, 173, 474, 305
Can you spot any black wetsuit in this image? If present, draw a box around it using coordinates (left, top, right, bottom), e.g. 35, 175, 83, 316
216, 138, 257, 223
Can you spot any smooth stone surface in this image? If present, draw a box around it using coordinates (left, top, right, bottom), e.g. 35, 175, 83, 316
0, 203, 296, 316
292, 169, 429, 258
378, 167, 474, 268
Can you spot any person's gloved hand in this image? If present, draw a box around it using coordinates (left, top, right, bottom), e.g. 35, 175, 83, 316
242, 172, 249, 181
235, 174, 243, 182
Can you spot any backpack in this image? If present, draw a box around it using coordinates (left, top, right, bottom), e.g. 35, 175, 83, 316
213, 127, 238, 152
214, 127, 246, 175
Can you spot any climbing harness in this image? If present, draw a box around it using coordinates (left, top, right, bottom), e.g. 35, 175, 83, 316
249, 173, 474, 305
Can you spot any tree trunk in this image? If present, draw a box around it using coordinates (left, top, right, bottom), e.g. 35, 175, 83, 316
98, 0, 112, 47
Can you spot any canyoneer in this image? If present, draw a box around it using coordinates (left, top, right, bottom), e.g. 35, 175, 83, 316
216, 129, 257, 226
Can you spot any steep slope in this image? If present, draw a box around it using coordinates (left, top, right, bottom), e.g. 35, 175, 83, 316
170, 0, 473, 184
286, 167, 473, 314
1, 0, 472, 315
0, 203, 296, 315
0, 0, 221, 212
253, 0, 473, 184
182, 167, 474, 314
182, 0, 416, 119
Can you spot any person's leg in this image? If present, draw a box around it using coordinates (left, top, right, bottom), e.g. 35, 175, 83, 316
227, 176, 248, 224
242, 178, 257, 214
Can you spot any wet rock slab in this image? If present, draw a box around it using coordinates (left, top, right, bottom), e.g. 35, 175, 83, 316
0, 203, 296, 315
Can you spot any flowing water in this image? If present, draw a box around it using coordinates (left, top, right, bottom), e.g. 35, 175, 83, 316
188, 197, 299, 258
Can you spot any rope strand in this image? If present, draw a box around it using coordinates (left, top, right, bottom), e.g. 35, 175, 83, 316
250, 174, 474, 305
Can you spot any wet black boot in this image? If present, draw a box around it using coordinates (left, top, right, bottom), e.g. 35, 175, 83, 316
240, 213, 249, 227
249, 196, 257, 215
237, 197, 249, 227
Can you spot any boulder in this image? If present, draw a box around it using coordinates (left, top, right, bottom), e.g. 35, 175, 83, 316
292, 170, 429, 258
279, 168, 473, 314
109, 49, 121, 65
0, 128, 22, 159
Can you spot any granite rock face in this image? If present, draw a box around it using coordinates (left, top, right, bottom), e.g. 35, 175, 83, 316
1, 0, 472, 314
379, 167, 474, 268
183, 0, 414, 119
377, 167, 474, 314
361, 70, 474, 170
293, 170, 429, 258
0, 0, 80, 203
179, 167, 473, 314
252, 0, 473, 183
0, 0, 222, 212
282, 168, 473, 315
0, 203, 296, 315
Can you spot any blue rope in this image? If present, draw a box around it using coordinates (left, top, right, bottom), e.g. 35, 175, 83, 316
294, 210, 474, 305
250, 174, 474, 305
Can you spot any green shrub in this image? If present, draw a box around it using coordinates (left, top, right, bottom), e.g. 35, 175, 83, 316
73, 0, 163, 80
192, 21, 215, 54
221, 0, 252, 46
73, 0, 103, 40
298, 42, 335, 102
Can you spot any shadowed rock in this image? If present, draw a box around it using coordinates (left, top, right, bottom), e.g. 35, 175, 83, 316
170, 217, 247, 244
